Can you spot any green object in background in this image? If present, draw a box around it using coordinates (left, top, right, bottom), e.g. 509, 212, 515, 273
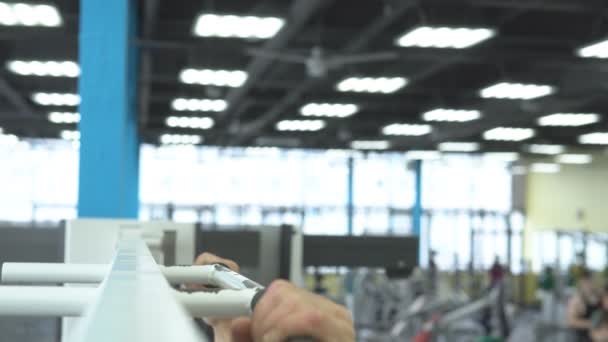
478, 337, 503, 342
591, 309, 607, 329
568, 264, 585, 287
602, 265, 608, 280
538, 267, 555, 291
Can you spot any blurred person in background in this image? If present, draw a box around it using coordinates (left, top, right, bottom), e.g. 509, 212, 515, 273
590, 285, 608, 342
569, 252, 587, 288
489, 256, 505, 288
538, 265, 556, 322
567, 269, 601, 342
427, 250, 438, 296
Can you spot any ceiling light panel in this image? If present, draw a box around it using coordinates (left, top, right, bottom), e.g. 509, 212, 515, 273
484, 152, 519, 162
7, 60, 79, 77
483, 127, 535, 141
530, 163, 560, 174
351, 140, 390, 150
300, 103, 358, 118
160, 134, 202, 145
538, 113, 600, 127
193, 14, 284, 39
407, 150, 441, 160
171, 98, 227, 112
480, 82, 554, 100
578, 39, 608, 59
382, 123, 432, 136
579, 132, 608, 145
245, 147, 281, 156
0, 2, 61, 27
179, 68, 247, 87
527, 144, 565, 155
396, 26, 495, 49
166, 116, 214, 130
60, 130, 80, 141
422, 108, 481, 122
556, 154, 592, 164
438, 142, 480, 152
276, 120, 325, 132
336, 77, 407, 94
49, 112, 80, 124
32, 92, 80, 106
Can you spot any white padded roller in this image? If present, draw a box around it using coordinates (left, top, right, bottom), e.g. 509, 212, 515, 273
175, 288, 258, 318
1, 263, 107, 284
0, 286, 95, 316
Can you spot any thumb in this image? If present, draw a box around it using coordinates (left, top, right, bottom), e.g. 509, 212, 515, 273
231, 317, 254, 342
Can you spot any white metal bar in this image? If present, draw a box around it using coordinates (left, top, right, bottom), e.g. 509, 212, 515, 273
0, 287, 260, 320
0, 286, 95, 316
161, 265, 216, 285
1, 263, 217, 285
1, 263, 107, 284
206, 264, 264, 290
176, 289, 257, 318
0, 286, 257, 319
164, 264, 263, 290
2, 262, 264, 289
69, 235, 207, 342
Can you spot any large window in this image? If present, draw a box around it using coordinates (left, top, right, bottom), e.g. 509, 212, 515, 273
421, 155, 515, 271
0, 140, 78, 222
531, 231, 607, 272
139, 146, 351, 234
352, 153, 413, 235
0, 141, 518, 269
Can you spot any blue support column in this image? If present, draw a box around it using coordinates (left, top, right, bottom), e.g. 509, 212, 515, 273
347, 156, 354, 235
412, 160, 423, 236
77, 0, 139, 218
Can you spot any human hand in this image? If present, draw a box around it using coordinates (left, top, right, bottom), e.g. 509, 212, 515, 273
192, 252, 241, 342
231, 280, 355, 342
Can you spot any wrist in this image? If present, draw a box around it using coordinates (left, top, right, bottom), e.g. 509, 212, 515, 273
214, 329, 232, 342
212, 321, 233, 342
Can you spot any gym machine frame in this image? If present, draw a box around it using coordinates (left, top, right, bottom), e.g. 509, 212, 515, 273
0, 233, 309, 342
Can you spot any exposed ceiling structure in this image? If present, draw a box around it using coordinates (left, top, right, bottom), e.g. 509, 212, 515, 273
1, 0, 608, 154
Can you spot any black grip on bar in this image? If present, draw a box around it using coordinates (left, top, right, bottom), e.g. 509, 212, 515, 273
250, 288, 266, 312
250, 289, 317, 342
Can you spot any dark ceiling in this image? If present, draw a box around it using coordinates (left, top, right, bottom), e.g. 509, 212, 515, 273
1, 0, 608, 152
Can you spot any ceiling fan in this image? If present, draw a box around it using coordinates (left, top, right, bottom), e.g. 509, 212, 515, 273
245, 46, 399, 78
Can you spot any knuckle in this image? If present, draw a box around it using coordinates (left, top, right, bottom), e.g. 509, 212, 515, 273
195, 252, 215, 265
225, 259, 240, 272
268, 279, 291, 293
303, 309, 323, 328
265, 328, 284, 342
285, 291, 302, 305
264, 286, 283, 304
194, 255, 204, 265
201, 252, 214, 258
